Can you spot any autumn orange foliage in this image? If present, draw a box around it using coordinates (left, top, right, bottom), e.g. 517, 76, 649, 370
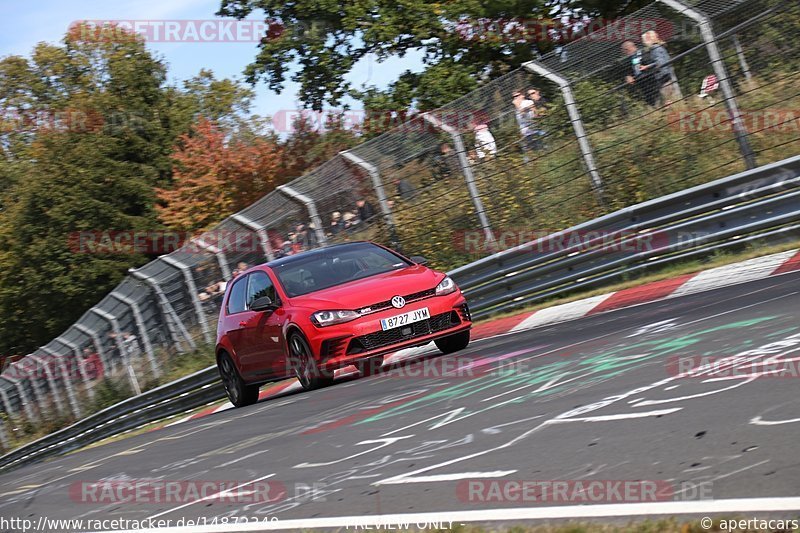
157, 118, 283, 231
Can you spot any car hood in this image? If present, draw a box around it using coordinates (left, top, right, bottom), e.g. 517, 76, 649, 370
289, 266, 444, 310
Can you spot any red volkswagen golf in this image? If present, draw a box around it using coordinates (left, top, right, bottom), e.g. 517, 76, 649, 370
216, 241, 472, 407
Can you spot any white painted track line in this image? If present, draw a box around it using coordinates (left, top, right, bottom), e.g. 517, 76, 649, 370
97, 497, 800, 532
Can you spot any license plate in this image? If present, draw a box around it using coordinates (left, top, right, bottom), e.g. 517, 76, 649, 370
380, 307, 430, 331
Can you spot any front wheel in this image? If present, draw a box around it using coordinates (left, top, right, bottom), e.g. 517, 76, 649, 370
289, 333, 334, 390
218, 353, 260, 408
434, 330, 470, 354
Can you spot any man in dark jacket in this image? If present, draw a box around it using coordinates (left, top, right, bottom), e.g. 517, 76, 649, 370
356, 199, 376, 223
622, 40, 658, 106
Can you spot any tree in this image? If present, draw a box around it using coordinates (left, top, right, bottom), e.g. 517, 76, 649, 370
157, 118, 284, 232
0, 24, 279, 355
170, 69, 257, 134
0, 130, 156, 355
218, 0, 644, 110
0, 25, 174, 355
277, 112, 359, 180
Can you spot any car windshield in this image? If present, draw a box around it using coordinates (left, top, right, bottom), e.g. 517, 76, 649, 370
272, 242, 412, 297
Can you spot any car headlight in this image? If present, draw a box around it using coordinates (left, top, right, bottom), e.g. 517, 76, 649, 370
435, 276, 457, 296
311, 310, 360, 327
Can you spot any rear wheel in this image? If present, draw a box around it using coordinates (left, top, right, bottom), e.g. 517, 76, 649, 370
356, 355, 384, 377
434, 330, 470, 354
289, 333, 334, 390
218, 353, 260, 408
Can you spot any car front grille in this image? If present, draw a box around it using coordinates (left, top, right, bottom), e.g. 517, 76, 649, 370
347, 311, 461, 354
357, 288, 437, 315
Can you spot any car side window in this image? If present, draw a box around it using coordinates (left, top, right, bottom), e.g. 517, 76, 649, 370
226, 275, 248, 315
246, 271, 277, 309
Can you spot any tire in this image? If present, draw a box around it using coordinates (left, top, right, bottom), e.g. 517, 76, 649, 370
218, 353, 260, 408
356, 355, 384, 377
289, 333, 334, 390
434, 330, 471, 354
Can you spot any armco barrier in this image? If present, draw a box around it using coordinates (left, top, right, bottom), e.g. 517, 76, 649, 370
450, 155, 800, 318
1, 154, 797, 472
0, 367, 222, 472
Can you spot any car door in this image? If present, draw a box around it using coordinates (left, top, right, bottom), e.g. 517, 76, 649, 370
240, 271, 286, 378
223, 275, 250, 369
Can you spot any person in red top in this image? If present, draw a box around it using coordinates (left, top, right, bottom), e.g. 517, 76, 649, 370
81, 348, 104, 380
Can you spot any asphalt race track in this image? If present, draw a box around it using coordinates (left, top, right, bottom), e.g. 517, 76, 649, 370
2, 271, 800, 531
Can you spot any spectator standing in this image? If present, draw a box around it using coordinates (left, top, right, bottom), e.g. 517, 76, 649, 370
514, 90, 547, 153
122, 332, 139, 358
329, 211, 345, 235
512, 91, 534, 136
342, 211, 358, 230
395, 178, 416, 201
621, 40, 659, 106
356, 199, 376, 223
431, 143, 455, 181
81, 347, 104, 380
641, 30, 681, 106
291, 222, 315, 252
527, 88, 550, 112
232, 262, 249, 278
306, 222, 319, 248
472, 120, 497, 159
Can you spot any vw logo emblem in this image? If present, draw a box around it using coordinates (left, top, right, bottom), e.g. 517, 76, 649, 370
391, 296, 406, 309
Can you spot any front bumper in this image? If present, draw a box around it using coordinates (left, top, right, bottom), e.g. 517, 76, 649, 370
308, 293, 471, 370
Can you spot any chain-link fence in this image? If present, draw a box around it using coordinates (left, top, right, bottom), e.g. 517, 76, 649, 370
1, 0, 798, 451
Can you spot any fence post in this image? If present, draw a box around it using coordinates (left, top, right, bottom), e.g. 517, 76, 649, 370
658, 0, 757, 169
422, 113, 497, 251
128, 269, 197, 353
731, 35, 752, 82
109, 292, 160, 379
73, 324, 111, 378
27, 355, 65, 415
0, 419, 8, 451
39, 347, 81, 419
194, 238, 233, 281
276, 185, 328, 246
159, 256, 213, 344
55, 336, 95, 399
2, 375, 37, 423
0, 377, 23, 422
90, 308, 142, 395
522, 61, 605, 200
231, 214, 275, 261
340, 150, 400, 247
0, 380, 14, 418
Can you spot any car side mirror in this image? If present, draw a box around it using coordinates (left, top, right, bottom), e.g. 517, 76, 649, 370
410, 255, 428, 266
251, 296, 277, 312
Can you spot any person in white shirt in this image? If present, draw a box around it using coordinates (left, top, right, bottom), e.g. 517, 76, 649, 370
472, 121, 497, 159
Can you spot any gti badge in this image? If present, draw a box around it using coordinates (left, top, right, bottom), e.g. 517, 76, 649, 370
391, 296, 406, 309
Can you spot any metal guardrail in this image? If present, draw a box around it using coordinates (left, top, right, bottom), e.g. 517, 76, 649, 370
450, 154, 800, 318
1, 154, 798, 472
0, 366, 223, 472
